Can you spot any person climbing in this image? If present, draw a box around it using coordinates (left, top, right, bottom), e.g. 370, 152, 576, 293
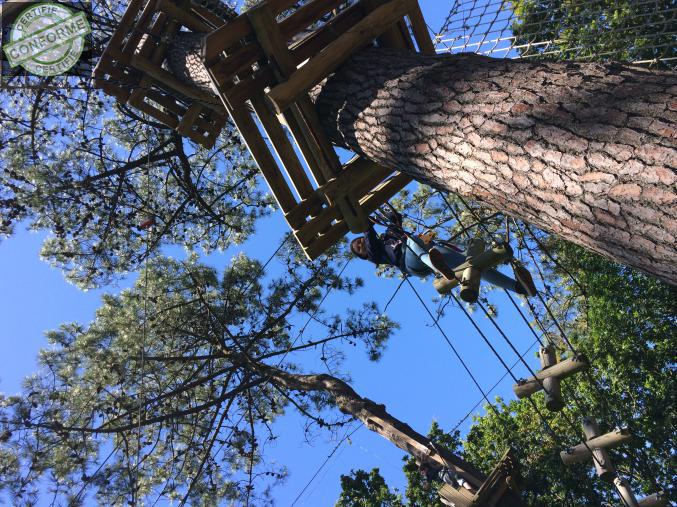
349, 208, 535, 297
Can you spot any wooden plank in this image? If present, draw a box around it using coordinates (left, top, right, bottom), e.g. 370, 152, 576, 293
267, 0, 415, 112
304, 221, 349, 259
279, 0, 345, 41
247, 4, 368, 233
102, 0, 146, 49
406, 2, 435, 54
290, 3, 365, 65
119, 50, 222, 110
319, 157, 390, 204
203, 16, 253, 63
250, 95, 316, 203
284, 195, 325, 226
135, 97, 180, 128
120, 0, 159, 57
208, 42, 263, 86
157, 0, 212, 32
396, 18, 416, 50
268, 0, 301, 16
637, 492, 668, 507
190, 1, 230, 27
219, 102, 299, 219
358, 172, 412, 209
512, 356, 589, 398
177, 103, 203, 136
295, 205, 341, 245
438, 484, 473, 507
223, 68, 276, 109
560, 428, 632, 465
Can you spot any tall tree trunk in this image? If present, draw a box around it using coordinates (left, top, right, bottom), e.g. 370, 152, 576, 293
315, 48, 677, 285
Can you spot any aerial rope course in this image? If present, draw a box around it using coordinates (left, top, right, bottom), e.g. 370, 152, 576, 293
83, 0, 674, 504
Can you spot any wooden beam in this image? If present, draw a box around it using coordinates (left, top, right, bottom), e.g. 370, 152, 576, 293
250, 95, 316, 203
439, 484, 473, 507
560, 428, 632, 465
614, 477, 640, 507
247, 3, 369, 234
218, 103, 299, 220
406, 1, 435, 54
637, 492, 668, 507
279, 0, 346, 40
203, 15, 253, 63
582, 418, 616, 482
156, 0, 211, 32
433, 243, 513, 295
512, 356, 589, 399
540, 345, 564, 412
289, 4, 365, 65
267, 0, 415, 113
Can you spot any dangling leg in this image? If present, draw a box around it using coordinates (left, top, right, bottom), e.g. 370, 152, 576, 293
403, 237, 435, 277
481, 267, 523, 294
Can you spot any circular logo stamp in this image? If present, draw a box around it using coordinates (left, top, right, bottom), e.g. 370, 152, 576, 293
3, 2, 91, 77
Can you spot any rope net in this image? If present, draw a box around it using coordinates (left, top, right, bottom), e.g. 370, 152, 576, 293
434, 0, 676, 68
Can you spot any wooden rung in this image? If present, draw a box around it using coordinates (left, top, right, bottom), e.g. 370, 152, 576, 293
203, 16, 253, 63
267, 0, 415, 113
433, 243, 513, 295
105, 0, 146, 48
189, 1, 229, 28
539, 344, 564, 412
560, 427, 632, 465
363, 0, 409, 49
614, 477, 640, 507
284, 195, 325, 226
637, 492, 668, 507
582, 417, 616, 482
120, 0, 159, 55
512, 355, 589, 399
279, 0, 346, 40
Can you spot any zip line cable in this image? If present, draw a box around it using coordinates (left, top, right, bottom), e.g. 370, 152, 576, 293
405, 277, 502, 419
289, 424, 362, 507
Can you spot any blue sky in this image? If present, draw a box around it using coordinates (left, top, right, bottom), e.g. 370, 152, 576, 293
0, 1, 550, 505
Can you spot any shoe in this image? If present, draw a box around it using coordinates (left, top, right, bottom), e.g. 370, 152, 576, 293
429, 248, 457, 280
513, 264, 537, 297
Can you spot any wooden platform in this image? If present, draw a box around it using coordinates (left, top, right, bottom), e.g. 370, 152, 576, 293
92, 0, 230, 148
95, 0, 436, 259
202, 0, 438, 258
439, 449, 526, 507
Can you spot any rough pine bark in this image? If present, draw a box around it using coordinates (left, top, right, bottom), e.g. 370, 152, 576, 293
315, 48, 677, 285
